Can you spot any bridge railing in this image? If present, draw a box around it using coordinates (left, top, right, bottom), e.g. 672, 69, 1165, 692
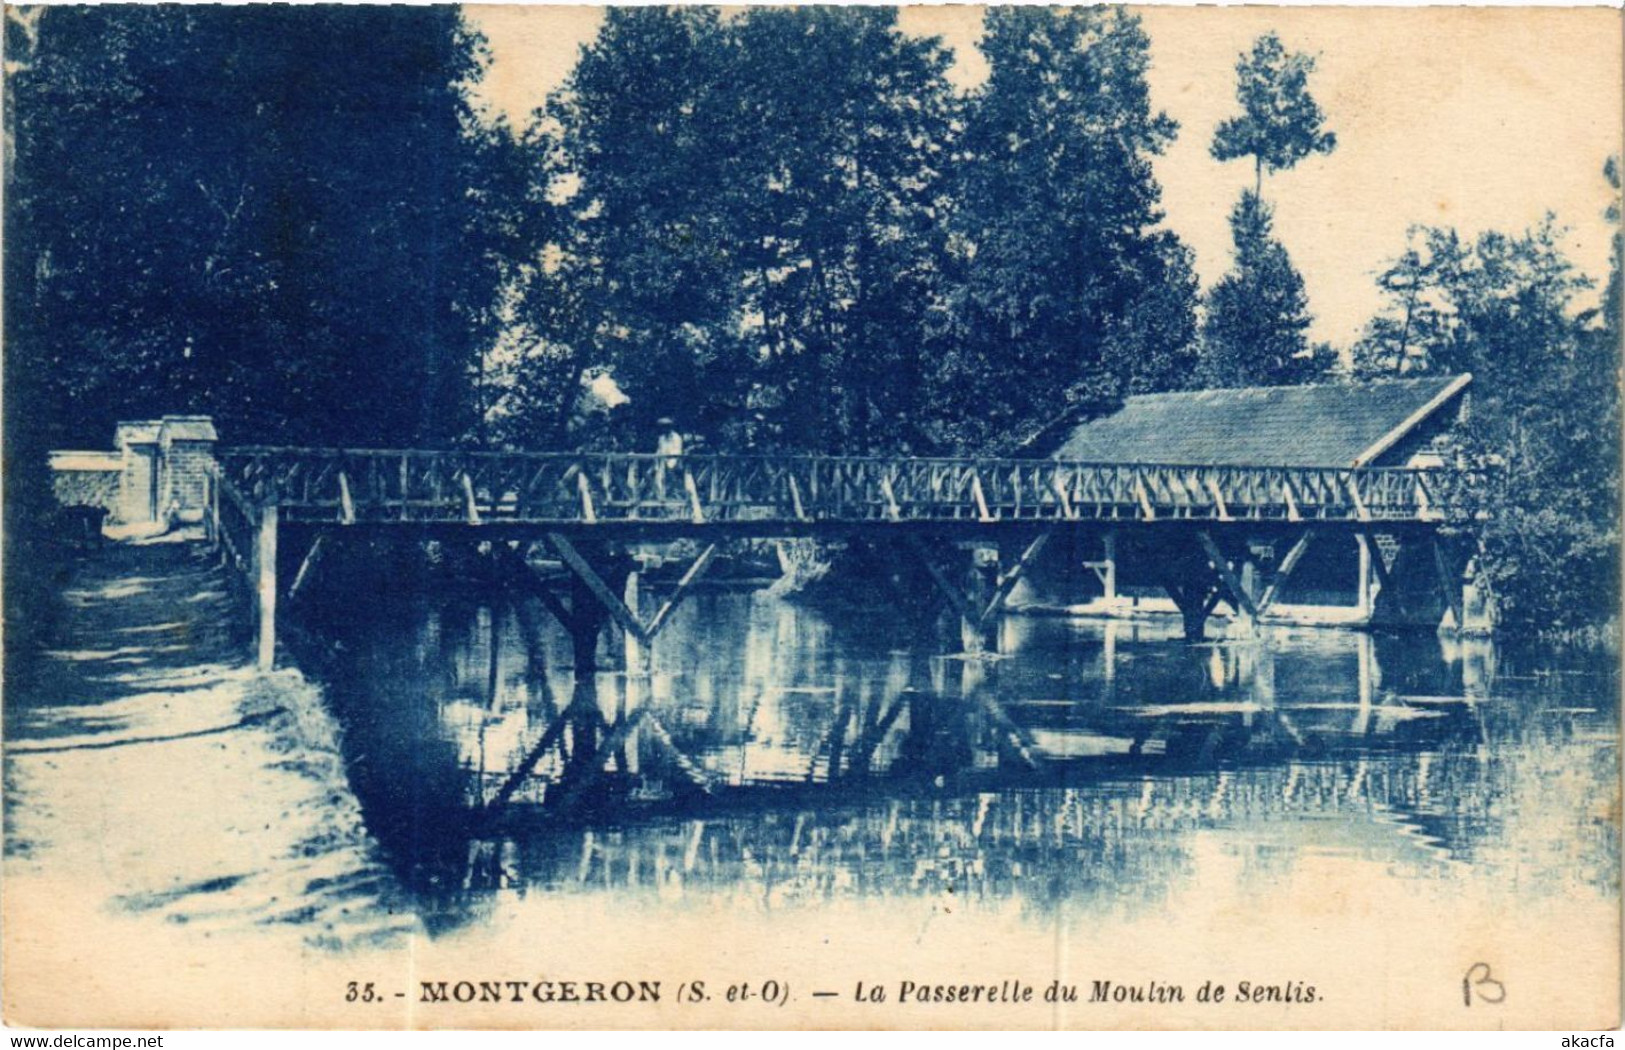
216, 448, 1485, 527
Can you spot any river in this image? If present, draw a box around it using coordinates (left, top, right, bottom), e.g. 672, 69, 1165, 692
292, 577, 1619, 935
6, 542, 1618, 1027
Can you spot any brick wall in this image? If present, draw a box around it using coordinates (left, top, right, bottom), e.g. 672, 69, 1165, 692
163, 441, 214, 521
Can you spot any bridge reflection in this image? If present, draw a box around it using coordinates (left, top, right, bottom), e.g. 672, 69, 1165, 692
274, 580, 1620, 933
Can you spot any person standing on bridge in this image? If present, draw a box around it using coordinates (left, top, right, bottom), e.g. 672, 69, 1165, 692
654, 417, 683, 502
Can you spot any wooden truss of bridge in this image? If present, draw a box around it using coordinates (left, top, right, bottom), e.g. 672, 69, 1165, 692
205, 447, 1488, 672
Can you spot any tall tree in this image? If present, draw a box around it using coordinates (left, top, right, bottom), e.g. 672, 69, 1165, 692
1199, 192, 1319, 386
1210, 32, 1337, 197
541, 7, 750, 448
6, 6, 517, 449
932, 7, 1198, 453
531, 7, 960, 454
726, 6, 958, 452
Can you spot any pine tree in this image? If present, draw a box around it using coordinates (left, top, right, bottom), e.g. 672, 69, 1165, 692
1210, 32, 1337, 197
1200, 193, 1318, 387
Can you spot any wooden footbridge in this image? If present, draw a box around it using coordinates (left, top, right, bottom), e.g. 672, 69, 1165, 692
204, 448, 1483, 671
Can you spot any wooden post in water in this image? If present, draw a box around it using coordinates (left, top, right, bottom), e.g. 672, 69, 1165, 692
1355, 534, 1374, 620
623, 566, 647, 675
256, 502, 278, 672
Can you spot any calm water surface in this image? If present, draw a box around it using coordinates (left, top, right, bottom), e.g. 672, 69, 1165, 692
295, 584, 1619, 935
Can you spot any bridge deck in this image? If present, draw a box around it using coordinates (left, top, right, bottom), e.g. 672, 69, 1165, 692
216, 447, 1478, 530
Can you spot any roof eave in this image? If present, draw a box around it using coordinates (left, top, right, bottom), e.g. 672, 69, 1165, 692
1349, 373, 1473, 467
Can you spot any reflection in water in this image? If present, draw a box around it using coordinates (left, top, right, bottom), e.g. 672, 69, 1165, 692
294, 586, 1618, 934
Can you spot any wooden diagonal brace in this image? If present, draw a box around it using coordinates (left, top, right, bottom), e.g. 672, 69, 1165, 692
844, 693, 912, 777
1049, 473, 1076, 520
1133, 471, 1156, 520
787, 474, 810, 522
1345, 474, 1371, 522
1280, 474, 1302, 522
287, 532, 328, 601
1197, 530, 1260, 620
904, 536, 972, 623
1433, 538, 1466, 631
683, 469, 705, 524
576, 472, 598, 523
644, 543, 718, 640
879, 474, 902, 522
547, 533, 647, 644
970, 472, 993, 522
976, 692, 1041, 770
1256, 529, 1316, 616
978, 532, 1052, 627
485, 695, 590, 813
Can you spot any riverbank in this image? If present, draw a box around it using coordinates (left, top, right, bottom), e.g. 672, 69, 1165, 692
3, 533, 416, 1025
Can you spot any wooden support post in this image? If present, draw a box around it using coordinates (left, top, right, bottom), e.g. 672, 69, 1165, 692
461, 472, 481, 525
903, 536, 972, 625
1356, 533, 1374, 619
1369, 534, 1394, 592
576, 472, 597, 524
256, 503, 278, 672
963, 548, 998, 653
1100, 531, 1118, 600
1196, 530, 1260, 622
548, 534, 645, 644
1434, 537, 1465, 632
978, 532, 1051, 627
1257, 529, 1315, 616
623, 568, 647, 674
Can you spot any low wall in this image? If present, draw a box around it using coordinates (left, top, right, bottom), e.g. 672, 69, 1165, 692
49, 452, 124, 522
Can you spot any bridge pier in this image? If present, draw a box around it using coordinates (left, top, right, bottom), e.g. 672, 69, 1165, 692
904, 532, 1051, 657
540, 534, 718, 679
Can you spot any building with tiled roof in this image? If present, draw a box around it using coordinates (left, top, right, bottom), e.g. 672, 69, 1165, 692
1036, 374, 1472, 469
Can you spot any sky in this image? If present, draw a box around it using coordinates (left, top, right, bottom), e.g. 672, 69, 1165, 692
465, 4, 1623, 348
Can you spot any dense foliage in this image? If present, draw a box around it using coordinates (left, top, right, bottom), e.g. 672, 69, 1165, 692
927, 7, 1198, 452
1352, 199, 1622, 633
5, 8, 1619, 636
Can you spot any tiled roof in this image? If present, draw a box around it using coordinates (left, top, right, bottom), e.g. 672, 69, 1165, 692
1046, 375, 1471, 468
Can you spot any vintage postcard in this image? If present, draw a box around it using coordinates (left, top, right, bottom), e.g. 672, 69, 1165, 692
3, 2, 1620, 1032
